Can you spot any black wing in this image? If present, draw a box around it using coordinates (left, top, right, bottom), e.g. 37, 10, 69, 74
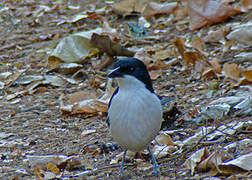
106, 87, 119, 127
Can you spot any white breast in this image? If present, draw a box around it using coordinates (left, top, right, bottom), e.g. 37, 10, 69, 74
108, 75, 162, 152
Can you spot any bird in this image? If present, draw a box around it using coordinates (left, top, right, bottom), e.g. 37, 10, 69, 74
107, 57, 163, 175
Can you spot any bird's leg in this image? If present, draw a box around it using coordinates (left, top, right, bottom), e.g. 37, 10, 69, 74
120, 150, 127, 176
148, 146, 160, 175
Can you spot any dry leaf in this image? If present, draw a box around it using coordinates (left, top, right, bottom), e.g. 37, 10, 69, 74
149, 70, 162, 80
173, 37, 186, 57
91, 33, 134, 57
202, 68, 216, 79
148, 60, 170, 70
46, 162, 60, 174
4, 69, 26, 86
191, 36, 205, 51
186, 0, 241, 31
226, 23, 252, 46
218, 153, 252, 174
242, 69, 252, 82
81, 129, 96, 137
142, 2, 177, 18
223, 63, 241, 80
209, 60, 221, 73
155, 132, 175, 146
184, 51, 200, 64
184, 147, 210, 175
49, 28, 102, 63
112, 0, 150, 15
241, 0, 252, 11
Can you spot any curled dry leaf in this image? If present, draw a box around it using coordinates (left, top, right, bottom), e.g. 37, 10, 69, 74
149, 70, 162, 80
60, 79, 115, 114
48, 28, 102, 64
218, 153, 252, 174
155, 132, 175, 146
91, 33, 135, 57
209, 60, 221, 73
196, 150, 232, 176
186, 0, 241, 31
242, 69, 252, 82
223, 63, 241, 81
184, 147, 209, 175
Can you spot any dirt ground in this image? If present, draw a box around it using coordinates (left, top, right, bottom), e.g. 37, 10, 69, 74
0, 0, 251, 179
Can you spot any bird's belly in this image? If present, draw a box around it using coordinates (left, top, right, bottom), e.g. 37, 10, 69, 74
108, 89, 162, 152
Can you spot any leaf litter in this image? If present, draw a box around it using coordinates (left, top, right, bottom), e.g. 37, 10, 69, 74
0, 0, 252, 179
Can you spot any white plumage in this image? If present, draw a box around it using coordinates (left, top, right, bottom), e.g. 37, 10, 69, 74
108, 75, 162, 152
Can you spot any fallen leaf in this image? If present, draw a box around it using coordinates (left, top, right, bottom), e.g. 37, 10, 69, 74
112, 0, 150, 15
197, 150, 230, 175
60, 79, 114, 114
91, 33, 135, 57
226, 23, 252, 46
218, 153, 252, 174
110, 151, 136, 165
48, 28, 102, 63
186, 0, 241, 31
46, 162, 60, 174
242, 69, 252, 82
223, 63, 241, 80
191, 36, 205, 51
173, 37, 186, 57
202, 68, 216, 79
4, 69, 26, 87
155, 132, 175, 146
241, 0, 252, 11
209, 60, 221, 73
184, 51, 201, 64
149, 70, 162, 80
142, 2, 177, 18
81, 129, 96, 137
184, 147, 210, 175
152, 49, 173, 61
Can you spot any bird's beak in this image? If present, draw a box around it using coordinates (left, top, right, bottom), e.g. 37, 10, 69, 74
108, 67, 122, 78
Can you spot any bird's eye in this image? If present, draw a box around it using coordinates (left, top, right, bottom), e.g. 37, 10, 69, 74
129, 67, 135, 72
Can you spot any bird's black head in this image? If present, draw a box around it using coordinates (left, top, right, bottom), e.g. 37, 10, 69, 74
108, 57, 154, 93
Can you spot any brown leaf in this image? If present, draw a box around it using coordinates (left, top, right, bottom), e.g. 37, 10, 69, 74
186, 0, 241, 31
142, 2, 177, 18
155, 132, 175, 146
218, 153, 252, 174
46, 162, 60, 174
209, 60, 221, 73
202, 68, 216, 79
148, 60, 170, 70
223, 63, 241, 80
112, 0, 150, 15
149, 70, 162, 80
183, 147, 210, 175
241, 0, 252, 11
184, 51, 200, 64
191, 36, 205, 51
173, 37, 186, 57
91, 33, 135, 57
242, 69, 252, 82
